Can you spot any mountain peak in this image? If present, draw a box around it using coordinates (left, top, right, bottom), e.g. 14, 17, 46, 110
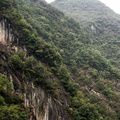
52, 0, 119, 23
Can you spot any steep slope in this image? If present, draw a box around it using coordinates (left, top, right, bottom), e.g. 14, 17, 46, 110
52, 0, 120, 68
0, 1, 72, 119
0, 42, 71, 120
0, 0, 120, 120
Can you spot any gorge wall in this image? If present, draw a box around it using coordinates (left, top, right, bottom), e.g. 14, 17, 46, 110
0, 18, 71, 120
0, 17, 15, 45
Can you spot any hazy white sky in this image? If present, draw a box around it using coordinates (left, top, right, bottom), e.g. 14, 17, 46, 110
45, 0, 55, 3
99, 0, 120, 14
45, 0, 120, 14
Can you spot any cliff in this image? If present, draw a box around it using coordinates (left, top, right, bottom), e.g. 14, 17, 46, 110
0, 18, 71, 120
0, 17, 14, 45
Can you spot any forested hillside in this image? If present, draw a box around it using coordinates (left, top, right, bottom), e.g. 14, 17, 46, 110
52, 0, 120, 68
0, 0, 120, 120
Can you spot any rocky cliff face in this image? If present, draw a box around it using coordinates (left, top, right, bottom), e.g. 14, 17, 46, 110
0, 16, 16, 45
0, 17, 71, 120
23, 81, 70, 120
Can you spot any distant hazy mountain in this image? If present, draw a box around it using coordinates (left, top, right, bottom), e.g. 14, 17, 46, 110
52, 0, 120, 67
52, 0, 118, 23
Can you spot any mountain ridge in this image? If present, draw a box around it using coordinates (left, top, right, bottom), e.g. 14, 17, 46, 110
52, 0, 120, 68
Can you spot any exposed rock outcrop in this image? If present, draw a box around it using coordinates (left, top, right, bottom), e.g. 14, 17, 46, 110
0, 17, 14, 45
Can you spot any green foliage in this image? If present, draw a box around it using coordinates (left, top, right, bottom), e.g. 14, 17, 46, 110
35, 41, 62, 68
10, 55, 24, 70
0, 0, 13, 11
0, 73, 28, 119
71, 91, 85, 107
52, 0, 120, 68
102, 87, 115, 98
56, 65, 77, 96
9, 52, 56, 94
0, 105, 28, 120
72, 104, 104, 120
1, 0, 120, 120
0, 73, 12, 92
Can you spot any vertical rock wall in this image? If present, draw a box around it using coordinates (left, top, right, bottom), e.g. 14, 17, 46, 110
0, 18, 15, 45
8, 73, 71, 120
23, 82, 71, 120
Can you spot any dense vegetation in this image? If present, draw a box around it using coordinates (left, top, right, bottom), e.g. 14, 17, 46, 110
0, 0, 120, 119
0, 73, 28, 120
52, 0, 120, 68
